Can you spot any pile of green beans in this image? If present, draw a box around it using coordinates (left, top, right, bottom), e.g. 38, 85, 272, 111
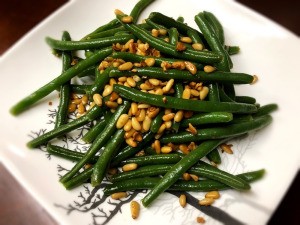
10, 0, 278, 213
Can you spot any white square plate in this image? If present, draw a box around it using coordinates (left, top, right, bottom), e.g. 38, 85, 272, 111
1, 0, 300, 224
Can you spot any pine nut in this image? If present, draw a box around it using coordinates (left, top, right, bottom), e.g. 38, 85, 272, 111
140, 83, 153, 90
151, 29, 159, 37
176, 41, 187, 51
161, 61, 172, 71
192, 43, 203, 51
125, 129, 135, 139
187, 123, 198, 135
122, 163, 138, 172
145, 58, 155, 67
92, 94, 102, 106
182, 172, 191, 181
188, 142, 196, 151
142, 116, 152, 131
182, 88, 191, 99
117, 97, 123, 104
72, 98, 82, 105
180, 36, 193, 43
68, 103, 76, 113
155, 88, 164, 95
125, 77, 135, 87
199, 86, 209, 100
220, 143, 233, 154
102, 85, 113, 97
131, 102, 138, 115
164, 79, 174, 92
130, 201, 140, 219
161, 146, 172, 154
172, 61, 185, 70
164, 121, 172, 129
118, 62, 133, 71
205, 191, 220, 199
121, 15, 133, 23
199, 198, 215, 206
196, 217, 206, 223
190, 89, 200, 97
132, 75, 141, 82
162, 113, 175, 122
149, 78, 160, 86
124, 119, 132, 131
179, 144, 189, 154
179, 194, 187, 208
136, 109, 146, 122
106, 101, 118, 109
126, 137, 137, 147
204, 65, 216, 73
159, 29, 167, 36
157, 123, 166, 134
131, 117, 142, 131
118, 76, 127, 82
77, 103, 85, 114
134, 132, 143, 142
190, 174, 199, 181
114, 9, 125, 15
185, 61, 197, 75
109, 92, 119, 102
137, 104, 151, 109
111, 192, 127, 200
174, 110, 184, 122
153, 140, 161, 154
81, 95, 89, 105
147, 107, 160, 118
116, 114, 129, 129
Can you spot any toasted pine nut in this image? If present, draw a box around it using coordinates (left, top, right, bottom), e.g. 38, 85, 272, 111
121, 15, 133, 23
182, 172, 191, 181
126, 137, 137, 147
161, 61, 172, 71
125, 128, 135, 139
136, 109, 146, 122
148, 78, 160, 86
192, 43, 203, 51
68, 103, 76, 113
102, 85, 113, 97
199, 86, 209, 100
109, 78, 117, 86
155, 88, 164, 95
251, 75, 258, 84
164, 79, 174, 92
176, 41, 187, 51
185, 61, 197, 75
134, 133, 143, 142
204, 65, 216, 73
179, 194, 187, 208
153, 140, 161, 154
144, 58, 155, 67
122, 163, 138, 172
93, 94, 102, 106
174, 110, 184, 122
190, 174, 199, 181
138, 103, 151, 109
164, 121, 172, 129
132, 75, 141, 82
114, 9, 124, 15
162, 113, 175, 122
118, 76, 127, 82
180, 36, 193, 43
131, 102, 138, 115
106, 101, 118, 109
188, 142, 196, 151
159, 29, 167, 36
116, 114, 129, 129
111, 192, 127, 200
130, 201, 140, 219
199, 197, 215, 206
77, 103, 86, 114
109, 92, 119, 102
157, 123, 166, 134
182, 88, 191, 99
142, 116, 152, 131
125, 77, 136, 87
220, 143, 233, 154
161, 146, 172, 154
190, 89, 200, 97
72, 98, 82, 105
179, 144, 189, 154
140, 83, 153, 90
131, 117, 142, 131
151, 29, 159, 37
124, 119, 132, 131
81, 95, 89, 105
117, 97, 123, 105
118, 62, 133, 71
124, 81, 131, 87
172, 61, 185, 70
196, 217, 206, 224
147, 107, 160, 118
205, 191, 220, 199
187, 123, 198, 135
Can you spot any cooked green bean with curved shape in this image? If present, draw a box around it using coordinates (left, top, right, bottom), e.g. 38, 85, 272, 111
180, 112, 233, 127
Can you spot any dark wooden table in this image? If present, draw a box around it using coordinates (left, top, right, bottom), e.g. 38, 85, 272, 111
0, 1, 299, 224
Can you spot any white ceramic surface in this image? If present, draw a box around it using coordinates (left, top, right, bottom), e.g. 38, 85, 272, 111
1, 0, 300, 224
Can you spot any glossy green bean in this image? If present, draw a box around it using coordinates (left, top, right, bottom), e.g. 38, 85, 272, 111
64, 167, 93, 190
82, 119, 107, 143
203, 11, 225, 45
253, 103, 278, 118
168, 27, 179, 45
130, 0, 156, 23
10, 47, 112, 115
150, 111, 164, 133
180, 112, 233, 127
119, 154, 182, 166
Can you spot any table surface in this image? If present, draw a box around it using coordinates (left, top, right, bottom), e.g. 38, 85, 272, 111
0, 0, 299, 224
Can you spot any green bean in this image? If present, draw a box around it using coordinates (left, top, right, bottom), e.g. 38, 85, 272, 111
168, 27, 179, 45
47, 144, 98, 164
235, 96, 256, 104
45, 34, 134, 51
82, 119, 107, 143
91, 129, 125, 186
60, 101, 130, 183
110, 67, 255, 84
76, 66, 96, 78
150, 111, 164, 133
81, 19, 120, 40
208, 83, 220, 102
87, 67, 111, 96
130, 0, 156, 24
171, 83, 183, 132
176, 16, 184, 23
253, 103, 278, 118
104, 169, 265, 195
225, 45, 240, 55
10, 47, 112, 115
55, 31, 72, 128
219, 86, 235, 102
145, 18, 167, 30
203, 11, 225, 45
119, 154, 182, 166
206, 149, 221, 164
160, 115, 272, 144
141, 138, 235, 207
70, 84, 92, 94
64, 167, 93, 190
180, 112, 233, 127
186, 29, 205, 47
114, 84, 257, 114
116, 14, 221, 64
84, 26, 126, 40
27, 105, 104, 148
